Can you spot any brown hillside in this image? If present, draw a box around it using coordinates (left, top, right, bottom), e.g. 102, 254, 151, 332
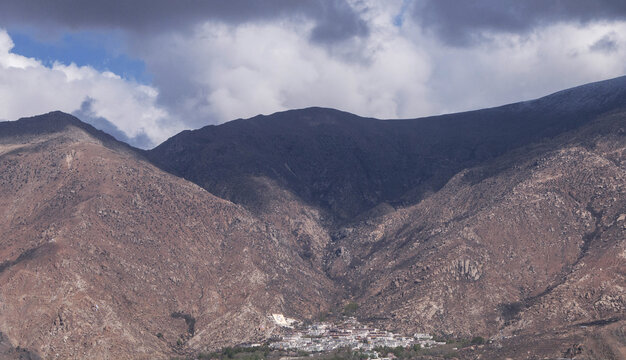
327, 111, 625, 359
0, 113, 337, 359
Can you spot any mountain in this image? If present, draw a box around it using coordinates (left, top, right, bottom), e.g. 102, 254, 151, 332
0, 112, 336, 359
0, 76, 624, 359
147, 76, 626, 221
145, 76, 626, 358
327, 109, 625, 358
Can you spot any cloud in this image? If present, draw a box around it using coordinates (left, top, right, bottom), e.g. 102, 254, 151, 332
0, 29, 178, 148
590, 32, 619, 53
128, 10, 432, 128
413, 0, 626, 45
0, 0, 368, 44
126, 3, 626, 128
72, 97, 154, 148
417, 21, 626, 113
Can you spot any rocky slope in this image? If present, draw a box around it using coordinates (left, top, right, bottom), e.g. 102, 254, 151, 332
0, 113, 337, 359
326, 110, 625, 358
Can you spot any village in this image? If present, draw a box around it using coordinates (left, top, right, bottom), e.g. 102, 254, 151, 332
263, 314, 445, 354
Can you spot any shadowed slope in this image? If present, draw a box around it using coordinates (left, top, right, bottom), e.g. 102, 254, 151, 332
147, 76, 626, 221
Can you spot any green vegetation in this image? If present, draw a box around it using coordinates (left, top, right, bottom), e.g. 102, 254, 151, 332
309, 347, 370, 360
431, 334, 486, 348
369, 344, 461, 359
197, 345, 270, 360
194, 346, 361, 360
315, 301, 359, 322
318, 311, 329, 322
342, 302, 358, 316
373, 346, 405, 358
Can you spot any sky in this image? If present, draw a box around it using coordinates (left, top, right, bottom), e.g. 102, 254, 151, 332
0, 0, 625, 148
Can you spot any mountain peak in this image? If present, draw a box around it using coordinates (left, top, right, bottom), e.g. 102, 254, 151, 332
1, 111, 82, 135
0, 111, 134, 152
222, 106, 372, 131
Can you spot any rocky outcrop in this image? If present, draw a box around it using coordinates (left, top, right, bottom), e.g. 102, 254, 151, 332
451, 259, 482, 281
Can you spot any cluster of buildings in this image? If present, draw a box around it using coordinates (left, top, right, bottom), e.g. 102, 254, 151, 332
267, 316, 443, 353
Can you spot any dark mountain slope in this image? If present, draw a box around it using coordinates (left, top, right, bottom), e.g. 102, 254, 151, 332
147, 76, 626, 221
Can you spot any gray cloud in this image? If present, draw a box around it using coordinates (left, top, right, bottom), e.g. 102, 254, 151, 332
590, 32, 619, 53
73, 97, 154, 149
309, 1, 369, 43
0, 0, 368, 44
413, 0, 626, 45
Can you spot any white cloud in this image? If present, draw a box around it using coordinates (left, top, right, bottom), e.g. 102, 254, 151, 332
128, 3, 626, 130
0, 31, 39, 69
130, 7, 433, 128
0, 29, 178, 147
418, 21, 626, 114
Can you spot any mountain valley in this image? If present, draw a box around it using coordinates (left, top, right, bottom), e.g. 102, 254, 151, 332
0, 77, 624, 359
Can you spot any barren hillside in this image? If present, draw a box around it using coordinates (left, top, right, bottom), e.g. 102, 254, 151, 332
0, 113, 337, 359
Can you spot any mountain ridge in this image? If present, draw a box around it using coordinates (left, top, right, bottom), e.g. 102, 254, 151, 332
147, 75, 626, 221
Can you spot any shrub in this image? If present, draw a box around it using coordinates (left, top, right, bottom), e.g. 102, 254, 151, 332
223, 347, 235, 358
392, 346, 405, 357
343, 302, 358, 316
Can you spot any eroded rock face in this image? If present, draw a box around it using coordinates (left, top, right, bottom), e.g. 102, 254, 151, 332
141, 77, 626, 358
451, 258, 482, 281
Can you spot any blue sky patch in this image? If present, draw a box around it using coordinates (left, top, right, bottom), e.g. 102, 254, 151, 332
393, 0, 411, 27
8, 29, 151, 84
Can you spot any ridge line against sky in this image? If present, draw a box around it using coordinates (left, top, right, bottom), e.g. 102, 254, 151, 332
1, 0, 625, 148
